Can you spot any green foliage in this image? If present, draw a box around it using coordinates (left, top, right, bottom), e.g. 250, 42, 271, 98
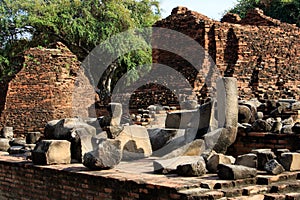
0, 0, 160, 85
228, 0, 300, 26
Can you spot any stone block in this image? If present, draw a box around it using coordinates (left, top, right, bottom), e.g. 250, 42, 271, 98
83, 139, 121, 170
207, 153, 232, 173
147, 128, 177, 151
217, 164, 257, 180
235, 153, 257, 168
176, 157, 206, 177
70, 128, 95, 163
257, 151, 276, 170
153, 156, 201, 174
161, 139, 205, 159
107, 103, 122, 126
165, 110, 196, 129
116, 125, 152, 160
2, 127, 13, 139
32, 140, 71, 165
264, 159, 284, 175
279, 152, 300, 171
0, 138, 10, 151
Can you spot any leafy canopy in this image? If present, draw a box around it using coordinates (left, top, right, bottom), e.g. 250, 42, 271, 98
229, 0, 300, 26
0, 0, 160, 84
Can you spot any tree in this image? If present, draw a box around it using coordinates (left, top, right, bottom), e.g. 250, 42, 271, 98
0, 0, 160, 97
228, 0, 300, 27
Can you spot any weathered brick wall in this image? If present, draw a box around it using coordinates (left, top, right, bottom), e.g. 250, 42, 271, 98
0, 42, 95, 135
227, 131, 300, 157
0, 160, 185, 200
153, 7, 300, 102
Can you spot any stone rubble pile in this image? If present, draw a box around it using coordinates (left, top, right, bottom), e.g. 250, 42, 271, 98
1, 77, 300, 182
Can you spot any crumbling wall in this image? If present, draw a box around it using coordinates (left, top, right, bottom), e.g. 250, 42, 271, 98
153, 7, 300, 102
0, 42, 95, 135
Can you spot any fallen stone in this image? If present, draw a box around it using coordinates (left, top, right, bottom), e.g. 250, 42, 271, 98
83, 139, 121, 170
281, 125, 294, 134
204, 127, 237, 154
0, 138, 11, 151
32, 140, 71, 165
271, 117, 282, 133
70, 128, 95, 163
189, 99, 218, 138
44, 118, 96, 140
252, 119, 272, 132
238, 105, 252, 123
207, 153, 232, 173
153, 156, 201, 174
9, 138, 26, 146
279, 152, 300, 171
2, 127, 13, 139
176, 157, 206, 177
161, 139, 205, 159
147, 128, 177, 151
217, 164, 257, 180
165, 110, 196, 129
107, 103, 122, 126
257, 151, 276, 170
116, 125, 152, 160
264, 159, 285, 175
235, 153, 257, 168
257, 112, 264, 120
26, 132, 42, 144
8, 146, 24, 154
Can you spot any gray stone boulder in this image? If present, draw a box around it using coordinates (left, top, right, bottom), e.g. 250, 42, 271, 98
152, 129, 195, 157
0, 138, 10, 151
32, 140, 71, 165
256, 150, 276, 170
264, 159, 285, 175
278, 152, 300, 171
153, 156, 202, 174
204, 127, 237, 154
207, 153, 232, 173
161, 139, 205, 159
217, 164, 257, 180
70, 128, 95, 163
116, 125, 152, 160
147, 128, 177, 151
235, 153, 257, 168
44, 118, 96, 140
105, 125, 124, 139
83, 139, 121, 170
238, 105, 252, 124
252, 119, 272, 132
189, 99, 218, 138
176, 157, 206, 177
165, 110, 196, 129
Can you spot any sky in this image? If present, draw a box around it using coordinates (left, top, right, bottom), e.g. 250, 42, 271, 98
160, 0, 239, 20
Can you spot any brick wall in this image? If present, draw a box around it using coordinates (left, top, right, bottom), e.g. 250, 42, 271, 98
227, 131, 300, 157
0, 42, 95, 136
0, 160, 185, 200
153, 7, 300, 102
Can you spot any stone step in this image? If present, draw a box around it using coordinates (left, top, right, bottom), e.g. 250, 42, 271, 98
178, 179, 300, 199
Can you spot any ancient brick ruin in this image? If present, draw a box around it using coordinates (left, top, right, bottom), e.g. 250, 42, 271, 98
153, 7, 300, 103
0, 42, 94, 135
